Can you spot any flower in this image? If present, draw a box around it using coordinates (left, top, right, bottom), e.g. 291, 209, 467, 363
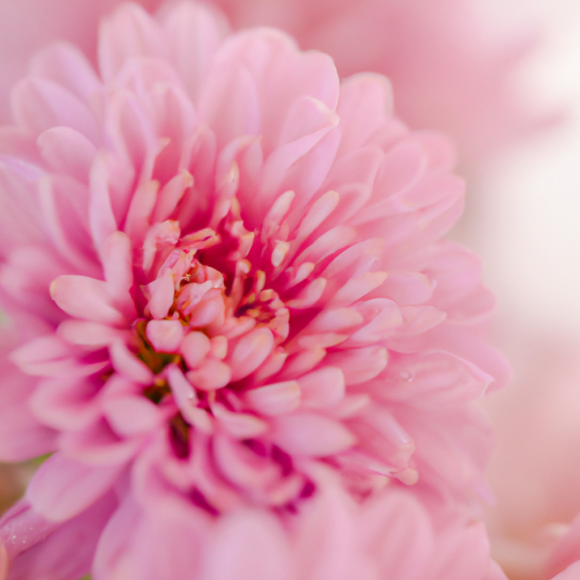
0, 1, 509, 577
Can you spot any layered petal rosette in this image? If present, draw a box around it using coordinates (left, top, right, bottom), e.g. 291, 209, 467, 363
0, 2, 509, 577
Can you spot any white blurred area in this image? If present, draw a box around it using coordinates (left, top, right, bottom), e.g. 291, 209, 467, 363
458, 1, 580, 579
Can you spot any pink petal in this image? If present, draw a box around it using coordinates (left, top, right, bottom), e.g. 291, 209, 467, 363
200, 509, 293, 580
101, 231, 136, 318
330, 271, 388, 307
89, 152, 119, 255
123, 180, 159, 245
212, 403, 267, 438
359, 490, 433, 580
161, 1, 230, 103
145, 269, 175, 320
245, 380, 301, 416
179, 331, 211, 368
104, 396, 163, 437
228, 328, 274, 382
3, 493, 116, 580
57, 320, 129, 348
337, 74, 393, 154
109, 340, 153, 385
98, 3, 165, 82
30, 374, 103, 431
299, 367, 345, 409
324, 346, 388, 385
30, 42, 101, 102
146, 319, 183, 353
0, 400, 56, 462
50, 275, 126, 326
27, 453, 124, 522
186, 358, 231, 391
37, 126, 97, 183
11, 77, 99, 142
152, 169, 193, 223
37, 175, 95, 273
272, 412, 356, 457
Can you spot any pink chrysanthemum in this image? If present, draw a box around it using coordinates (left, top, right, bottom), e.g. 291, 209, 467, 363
0, 2, 509, 577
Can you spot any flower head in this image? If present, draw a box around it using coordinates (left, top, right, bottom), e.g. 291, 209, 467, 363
0, 1, 509, 577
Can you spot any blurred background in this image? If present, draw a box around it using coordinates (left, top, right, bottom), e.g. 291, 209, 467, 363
463, 1, 580, 578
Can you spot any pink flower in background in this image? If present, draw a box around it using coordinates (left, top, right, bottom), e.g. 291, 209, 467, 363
0, 1, 509, 577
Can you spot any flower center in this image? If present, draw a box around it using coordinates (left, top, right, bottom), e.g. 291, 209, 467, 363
125, 210, 318, 512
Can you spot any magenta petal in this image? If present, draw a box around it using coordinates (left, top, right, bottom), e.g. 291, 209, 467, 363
27, 453, 124, 522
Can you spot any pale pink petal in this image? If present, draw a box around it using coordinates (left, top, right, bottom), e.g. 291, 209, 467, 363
29, 41, 101, 102
1, 493, 116, 580
104, 396, 163, 437
298, 367, 345, 409
201, 509, 293, 580
146, 319, 183, 352
272, 412, 356, 456
179, 331, 211, 369
57, 320, 129, 348
245, 380, 301, 416
99, 3, 165, 82
27, 453, 124, 522
50, 275, 126, 326
228, 328, 274, 382
88, 152, 119, 254
109, 340, 153, 385
337, 74, 393, 155
160, 0, 230, 103
37, 126, 97, 183
186, 358, 231, 391
11, 77, 99, 142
